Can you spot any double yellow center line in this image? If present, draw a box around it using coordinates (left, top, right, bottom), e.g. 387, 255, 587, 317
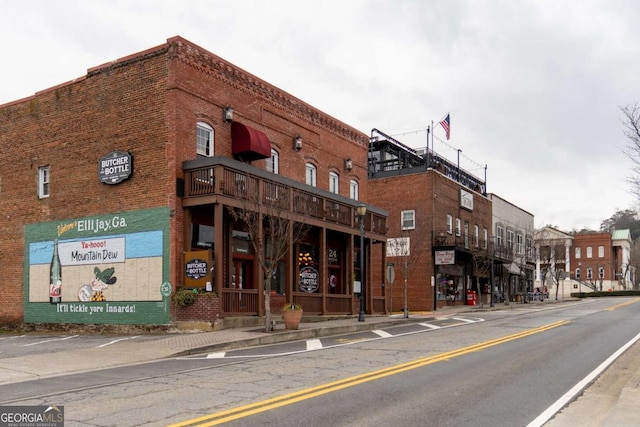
170, 320, 569, 427
605, 297, 640, 311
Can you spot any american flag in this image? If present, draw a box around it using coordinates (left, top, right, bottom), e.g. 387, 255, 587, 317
439, 113, 450, 140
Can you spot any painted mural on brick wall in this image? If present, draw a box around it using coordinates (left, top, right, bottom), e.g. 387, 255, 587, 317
24, 207, 171, 325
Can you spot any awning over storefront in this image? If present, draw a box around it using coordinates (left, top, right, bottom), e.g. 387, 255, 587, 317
231, 122, 271, 161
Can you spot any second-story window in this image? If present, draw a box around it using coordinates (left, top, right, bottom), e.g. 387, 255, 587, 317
474, 225, 479, 247
516, 233, 523, 255
587, 247, 593, 258
350, 179, 359, 200
455, 218, 461, 236
446, 215, 453, 234
196, 122, 214, 157
329, 172, 339, 194
38, 166, 50, 199
464, 222, 469, 248
598, 246, 604, 258
496, 225, 504, 246
305, 163, 317, 187
507, 230, 514, 252
575, 247, 581, 259
401, 210, 415, 230
267, 149, 279, 174
483, 228, 488, 249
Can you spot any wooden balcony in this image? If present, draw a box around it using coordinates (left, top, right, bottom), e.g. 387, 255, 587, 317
182, 156, 387, 236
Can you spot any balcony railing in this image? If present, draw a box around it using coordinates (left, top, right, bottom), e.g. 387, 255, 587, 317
182, 158, 387, 235
432, 230, 518, 263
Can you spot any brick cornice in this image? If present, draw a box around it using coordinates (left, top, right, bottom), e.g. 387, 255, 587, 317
169, 38, 368, 147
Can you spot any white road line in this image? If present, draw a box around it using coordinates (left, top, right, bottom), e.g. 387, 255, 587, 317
419, 323, 441, 329
373, 330, 393, 338
206, 352, 227, 359
306, 339, 323, 350
527, 331, 640, 427
24, 335, 79, 347
451, 317, 475, 323
97, 336, 141, 348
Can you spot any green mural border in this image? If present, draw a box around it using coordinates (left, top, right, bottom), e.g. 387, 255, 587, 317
23, 207, 171, 325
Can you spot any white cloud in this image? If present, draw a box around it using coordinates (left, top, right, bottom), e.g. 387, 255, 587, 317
1, 0, 639, 231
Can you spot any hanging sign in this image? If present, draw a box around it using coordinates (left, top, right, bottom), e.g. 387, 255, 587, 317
98, 151, 133, 184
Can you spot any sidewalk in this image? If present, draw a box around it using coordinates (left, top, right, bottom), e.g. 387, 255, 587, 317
1, 299, 638, 426
0, 304, 476, 384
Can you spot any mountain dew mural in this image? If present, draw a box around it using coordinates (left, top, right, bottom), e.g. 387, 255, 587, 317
24, 207, 171, 325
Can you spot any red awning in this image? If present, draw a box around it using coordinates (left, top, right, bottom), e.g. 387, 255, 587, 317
231, 122, 271, 161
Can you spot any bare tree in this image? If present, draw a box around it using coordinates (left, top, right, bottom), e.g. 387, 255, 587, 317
469, 241, 493, 307
621, 104, 640, 201
538, 243, 568, 300
227, 179, 308, 332
630, 238, 640, 290
386, 225, 430, 317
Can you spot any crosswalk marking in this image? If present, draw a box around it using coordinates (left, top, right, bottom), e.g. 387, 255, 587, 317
451, 317, 475, 323
306, 339, 323, 351
206, 352, 227, 358
373, 330, 393, 338
419, 322, 441, 329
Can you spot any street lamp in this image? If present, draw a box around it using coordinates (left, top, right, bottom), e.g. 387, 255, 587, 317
357, 203, 367, 322
490, 236, 495, 308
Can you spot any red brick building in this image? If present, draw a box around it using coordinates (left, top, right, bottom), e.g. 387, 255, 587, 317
368, 130, 497, 312
0, 36, 388, 325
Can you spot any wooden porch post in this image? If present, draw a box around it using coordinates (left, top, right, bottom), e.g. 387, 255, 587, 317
321, 227, 327, 315
214, 203, 224, 300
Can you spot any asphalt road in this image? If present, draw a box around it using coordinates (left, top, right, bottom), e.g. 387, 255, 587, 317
1, 298, 637, 426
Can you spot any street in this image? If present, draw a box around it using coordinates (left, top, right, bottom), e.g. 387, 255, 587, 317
1, 298, 638, 426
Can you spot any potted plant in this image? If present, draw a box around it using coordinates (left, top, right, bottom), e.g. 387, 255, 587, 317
282, 303, 303, 330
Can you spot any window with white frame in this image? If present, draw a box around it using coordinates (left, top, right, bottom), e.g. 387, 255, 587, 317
598, 246, 604, 258
598, 267, 604, 279
455, 218, 461, 236
496, 225, 504, 246
38, 166, 50, 198
446, 215, 453, 234
401, 210, 415, 230
329, 172, 339, 194
575, 268, 581, 279
464, 222, 469, 248
349, 179, 359, 200
474, 225, 479, 247
305, 163, 317, 187
483, 228, 488, 249
266, 149, 279, 174
507, 230, 514, 252
587, 247, 593, 258
196, 122, 214, 156
575, 247, 581, 259
516, 233, 523, 255
586, 268, 593, 279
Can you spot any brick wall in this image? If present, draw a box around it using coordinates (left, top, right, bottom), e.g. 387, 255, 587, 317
0, 37, 373, 324
370, 171, 492, 312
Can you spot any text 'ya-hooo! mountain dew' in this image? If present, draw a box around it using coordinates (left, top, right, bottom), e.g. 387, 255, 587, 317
49, 239, 62, 304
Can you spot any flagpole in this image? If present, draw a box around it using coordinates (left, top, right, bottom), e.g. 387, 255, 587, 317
431, 120, 434, 163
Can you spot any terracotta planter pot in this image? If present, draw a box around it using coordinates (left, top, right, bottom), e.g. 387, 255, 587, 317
283, 309, 303, 330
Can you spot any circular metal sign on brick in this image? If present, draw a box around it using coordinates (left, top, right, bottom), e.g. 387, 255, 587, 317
98, 151, 133, 184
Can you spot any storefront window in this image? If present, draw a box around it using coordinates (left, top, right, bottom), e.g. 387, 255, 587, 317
191, 224, 214, 249
232, 230, 252, 254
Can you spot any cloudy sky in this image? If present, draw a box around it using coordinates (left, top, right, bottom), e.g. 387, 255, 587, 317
2, 0, 639, 231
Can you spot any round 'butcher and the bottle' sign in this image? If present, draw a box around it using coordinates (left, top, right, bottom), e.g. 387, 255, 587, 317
98, 151, 132, 184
